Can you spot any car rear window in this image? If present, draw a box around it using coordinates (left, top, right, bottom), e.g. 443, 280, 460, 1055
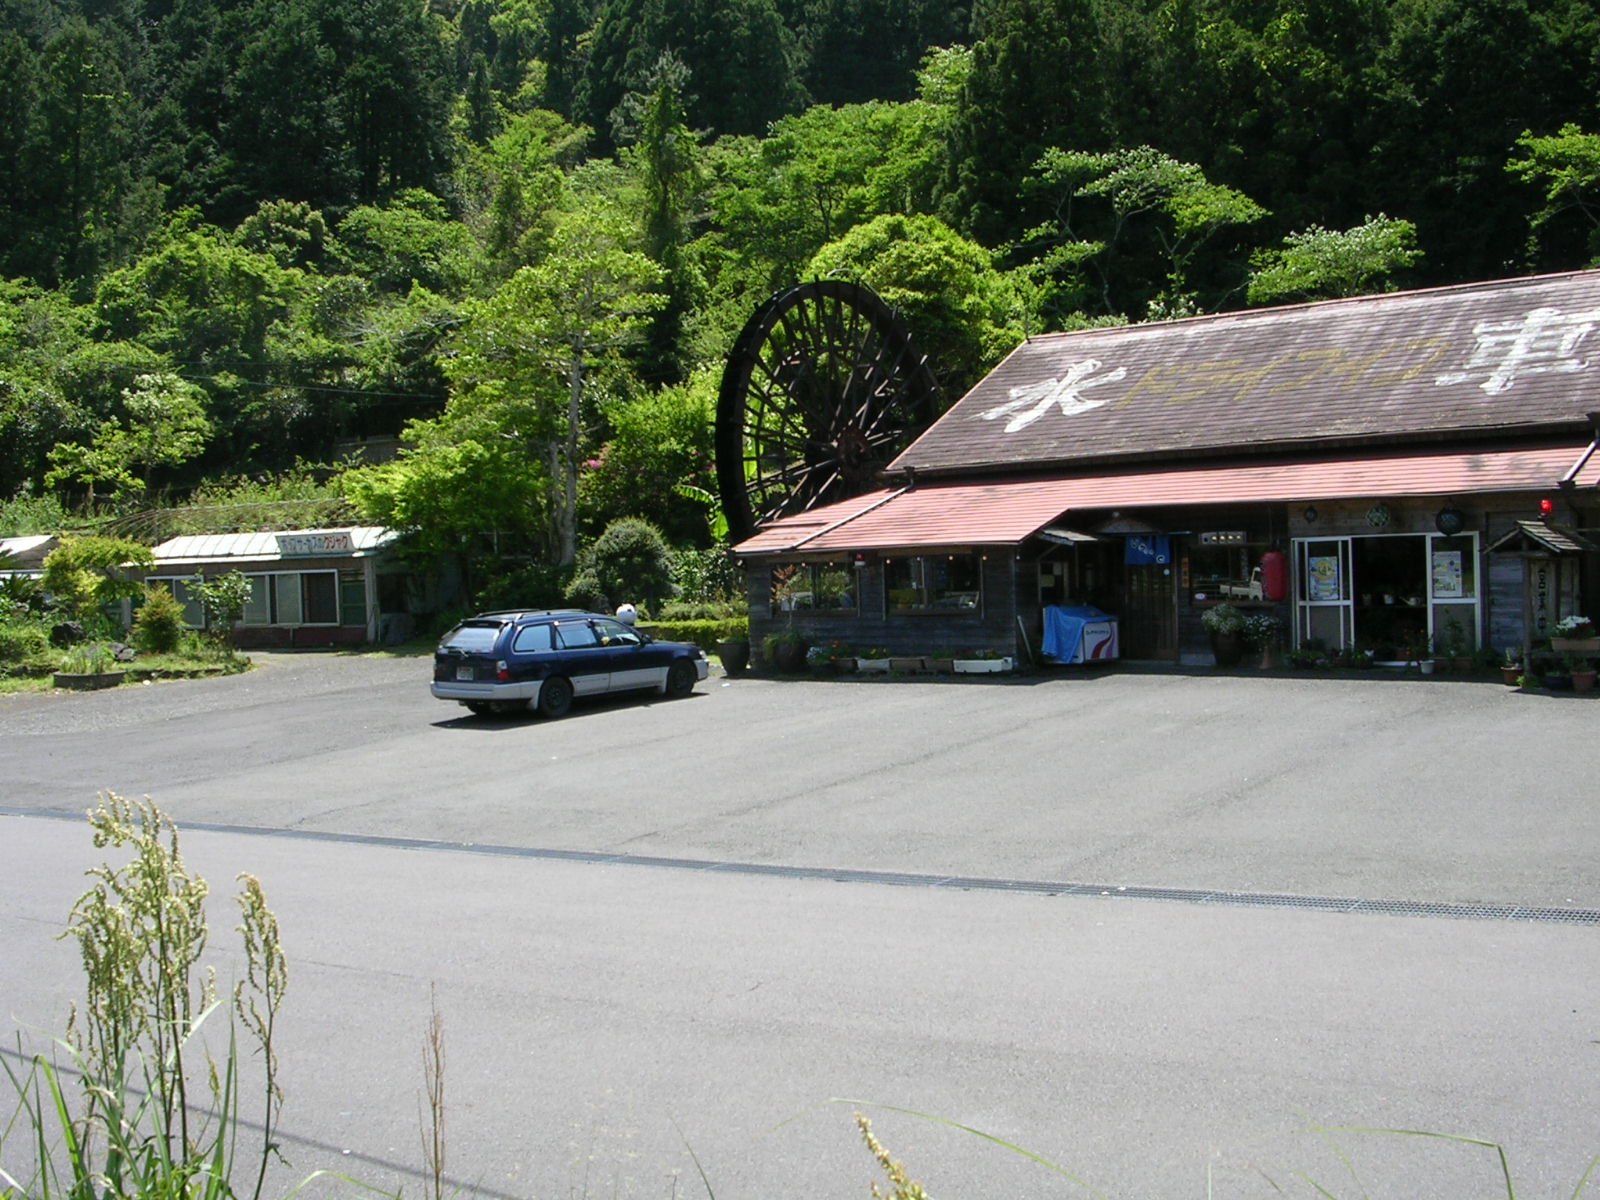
439, 623, 502, 653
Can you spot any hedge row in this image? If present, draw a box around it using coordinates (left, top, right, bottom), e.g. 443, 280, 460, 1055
638, 617, 748, 651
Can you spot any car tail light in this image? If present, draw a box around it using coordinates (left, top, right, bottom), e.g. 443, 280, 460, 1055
496, 659, 510, 681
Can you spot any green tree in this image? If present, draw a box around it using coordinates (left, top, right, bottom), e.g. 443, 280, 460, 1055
443, 185, 666, 564
1507, 123, 1600, 266
1020, 145, 1266, 320
1247, 213, 1422, 305
579, 369, 717, 544
808, 212, 1026, 396
45, 371, 212, 507
580, 0, 803, 151
40, 535, 156, 627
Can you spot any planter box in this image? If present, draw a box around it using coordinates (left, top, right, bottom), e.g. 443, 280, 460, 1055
889, 656, 928, 673
856, 657, 892, 673
953, 657, 1014, 674
1552, 636, 1600, 654
53, 670, 126, 691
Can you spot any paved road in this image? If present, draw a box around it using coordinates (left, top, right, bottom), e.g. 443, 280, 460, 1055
4, 655, 1599, 1197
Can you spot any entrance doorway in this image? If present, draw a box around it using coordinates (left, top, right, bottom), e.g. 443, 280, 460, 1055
1121, 559, 1177, 659
1293, 532, 1479, 657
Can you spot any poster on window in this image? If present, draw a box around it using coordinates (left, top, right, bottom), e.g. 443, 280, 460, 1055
1308, 555, 1341, 601
1431, 550, 1463, 599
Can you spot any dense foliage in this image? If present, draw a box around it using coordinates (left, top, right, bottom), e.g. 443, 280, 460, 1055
4, 0, 1599, 600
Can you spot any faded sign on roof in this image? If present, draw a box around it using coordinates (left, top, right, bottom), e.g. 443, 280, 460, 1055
891, 271, 1600, 475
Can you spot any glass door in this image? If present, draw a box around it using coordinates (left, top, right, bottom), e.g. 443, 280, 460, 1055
1295, 537, 1353, 650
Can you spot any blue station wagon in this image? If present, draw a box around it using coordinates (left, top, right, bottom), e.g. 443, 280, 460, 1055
431, 609, 709, 718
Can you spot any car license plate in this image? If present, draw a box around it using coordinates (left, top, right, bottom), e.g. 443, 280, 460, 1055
456, 665, 474, 681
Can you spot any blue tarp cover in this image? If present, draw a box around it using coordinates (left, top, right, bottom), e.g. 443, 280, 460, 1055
1043, 604, 1114, 662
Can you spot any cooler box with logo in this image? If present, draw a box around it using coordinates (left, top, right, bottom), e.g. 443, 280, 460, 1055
1042, 604, 1120, 664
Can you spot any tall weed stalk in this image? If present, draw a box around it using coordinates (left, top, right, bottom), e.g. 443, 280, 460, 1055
0, 794, 288, 1200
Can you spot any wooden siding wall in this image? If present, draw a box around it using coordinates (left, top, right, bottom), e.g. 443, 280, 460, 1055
745, 554, 1021, 661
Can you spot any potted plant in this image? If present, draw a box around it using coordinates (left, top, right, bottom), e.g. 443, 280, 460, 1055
1201, 603, 1248, 667
1568, 652, 1597, 693
1500, 648, 1523, 686
762, 628, 808, 673
1243, 612, 1283, 669
716, 636, 751, 675
1551, 615, 1599, 654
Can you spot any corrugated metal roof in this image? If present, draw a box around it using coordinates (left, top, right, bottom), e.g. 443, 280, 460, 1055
893, 271, 1600, 475
737, 443, 1590, 555
151, 527, 399, 564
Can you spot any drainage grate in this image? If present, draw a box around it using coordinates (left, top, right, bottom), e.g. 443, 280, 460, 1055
5, 806, 1599, 928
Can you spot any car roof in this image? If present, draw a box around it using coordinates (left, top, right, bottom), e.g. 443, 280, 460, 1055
468, 608, 590, 622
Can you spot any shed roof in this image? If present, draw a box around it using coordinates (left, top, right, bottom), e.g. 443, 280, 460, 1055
0, 534, 58, 567
738, 442, 1595, 556
151, 527, 399, 565
892, 270, 1600, 476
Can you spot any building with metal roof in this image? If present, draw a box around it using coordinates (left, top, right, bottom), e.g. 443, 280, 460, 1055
145, 526, 415, 648
734, 270, 1600, 669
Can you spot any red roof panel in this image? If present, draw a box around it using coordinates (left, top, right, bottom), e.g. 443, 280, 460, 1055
736, 443, 1592, 555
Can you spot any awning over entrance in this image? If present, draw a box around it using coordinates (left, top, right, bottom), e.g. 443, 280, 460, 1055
1487, 520, 1599, 556
734, 443, 1596, 556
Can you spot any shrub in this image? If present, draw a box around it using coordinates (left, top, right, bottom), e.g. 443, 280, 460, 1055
638, 616, 748, 650
0, 621, 54, 676
658, 598, 742, 620
670, 547, 743, 608
132, 585, 186, 653
578, 518, 676, 614
473, 562, 570, 611
563, 567, 610, 612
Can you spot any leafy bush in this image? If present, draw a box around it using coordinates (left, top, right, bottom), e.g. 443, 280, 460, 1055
189, 570, 251, 639
670, 547, 743, 609
132, 584, 186, 653
0, 621, 54, 676
40, 536, 156, 627
1201, 602, 1248, 635
658, 598, 743, 620
562, 567, 610, 613
473, 562, 571, 612
638, 616, 748, 651
577, 517, 676, 613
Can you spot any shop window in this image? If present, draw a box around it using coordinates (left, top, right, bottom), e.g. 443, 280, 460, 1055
243, 575, 271, 626
1190, 539, 1269, 603
770, 562, 858, 615
240, 571, 341, 626
885, 555, 982, 615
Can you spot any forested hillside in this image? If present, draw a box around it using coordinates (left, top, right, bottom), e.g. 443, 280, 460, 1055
4, 0, 1599, 587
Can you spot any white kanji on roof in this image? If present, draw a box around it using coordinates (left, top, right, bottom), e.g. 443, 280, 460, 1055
980, 359, 1128, 433
1435, 305, 1600, 394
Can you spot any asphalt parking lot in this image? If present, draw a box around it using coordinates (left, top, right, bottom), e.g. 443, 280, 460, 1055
5, 652, 1600, 1198
4, 649, 1597, 912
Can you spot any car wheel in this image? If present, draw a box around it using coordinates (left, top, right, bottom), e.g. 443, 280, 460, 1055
665, 660, 696, 699
537, 675, 574, 718
464, 702, 493, 717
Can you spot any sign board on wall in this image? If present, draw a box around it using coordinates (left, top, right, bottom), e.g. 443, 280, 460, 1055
275, 532, 353, 556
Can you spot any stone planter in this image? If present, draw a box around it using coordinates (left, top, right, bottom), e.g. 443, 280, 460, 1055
52, 670, 126, 691
856, 657, 892, 673
1572, 668, 1597, 693
929, 657, 954, 674
889, 656, 928, 673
